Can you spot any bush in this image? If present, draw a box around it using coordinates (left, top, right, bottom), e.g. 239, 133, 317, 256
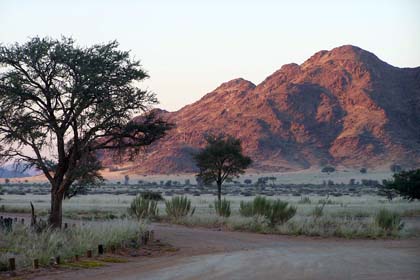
165, 196, 195, 219
239, 197, 296, 227
128, 195, 158, 220
375, 209, 404, 232
141, 191, 164, 201
214, 199, 231, 217
265, 200, 297, 227
251, 196, 273, 216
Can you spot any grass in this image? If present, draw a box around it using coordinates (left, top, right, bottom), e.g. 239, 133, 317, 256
2, 192, 420, 239
61, 260, 105, 269
0, 219, 146, 270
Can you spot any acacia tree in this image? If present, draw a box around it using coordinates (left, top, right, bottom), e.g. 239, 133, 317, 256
0, 37, 172, 228
193, 134, 252, 201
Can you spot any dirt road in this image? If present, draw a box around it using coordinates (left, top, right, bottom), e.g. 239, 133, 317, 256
31, 223, 420, 280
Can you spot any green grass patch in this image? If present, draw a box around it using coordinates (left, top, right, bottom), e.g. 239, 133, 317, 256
61, 260, 104, 269
99, 257, 128, 263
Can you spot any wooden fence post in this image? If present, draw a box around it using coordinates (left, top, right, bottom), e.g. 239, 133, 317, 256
98, 244, 104, 255
86, 250, 92, 258
33, 259, 39, 269
9, 258, 15, 271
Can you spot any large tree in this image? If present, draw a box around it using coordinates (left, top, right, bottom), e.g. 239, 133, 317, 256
193, 134, 252, 201
0, 37, 172, 228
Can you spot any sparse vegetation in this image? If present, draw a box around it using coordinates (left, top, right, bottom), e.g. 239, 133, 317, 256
165, 196, 195, 219
214, 198, 231, 217
375, 209, 404, 233
264, 200, 297, 227
0, 219, 145, 269
239, 196, 296, 227
128, 195, 159, 220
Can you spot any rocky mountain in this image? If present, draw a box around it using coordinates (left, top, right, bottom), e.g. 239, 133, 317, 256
103, 45, 420, 174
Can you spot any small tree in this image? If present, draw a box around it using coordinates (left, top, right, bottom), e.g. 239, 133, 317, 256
382, 169, 420, 201
124, 175, 130, 185
193, 134, 252, 201
0, 37, 172, 228
321, 166, 335, 174
360, 167, 367, 174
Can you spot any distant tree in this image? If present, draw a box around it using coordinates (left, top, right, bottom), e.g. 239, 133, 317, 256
381, 169, 420, 201
244, 179, 252, 185
390, 164, 402, 173
124, 175, 130, 185
360, 167, 367, 174
321, 166, 335, 174
4, 178, 10, 184
0, 37, 172, 228
193, 134, 252, 201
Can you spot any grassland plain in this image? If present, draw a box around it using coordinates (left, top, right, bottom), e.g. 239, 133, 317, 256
2, 192, 420, 238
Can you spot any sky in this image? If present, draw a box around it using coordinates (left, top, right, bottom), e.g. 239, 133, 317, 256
1, 0, 419, 111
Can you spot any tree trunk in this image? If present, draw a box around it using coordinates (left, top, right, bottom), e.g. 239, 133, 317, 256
49, 191, 64, 229
217, 182, 222, 202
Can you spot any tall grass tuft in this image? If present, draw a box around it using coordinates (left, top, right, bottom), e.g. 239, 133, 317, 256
239, 196, 272, 217
375, 208, 404, 232
128, 195, 159, 220
265, 200, 297, 227
0, 219, 145, 269
165, 196, 195, 219
214, 198, 231, 217
239, 197, 296, 227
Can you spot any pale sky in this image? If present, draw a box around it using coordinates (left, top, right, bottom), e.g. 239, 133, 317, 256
1, 0, 419, 111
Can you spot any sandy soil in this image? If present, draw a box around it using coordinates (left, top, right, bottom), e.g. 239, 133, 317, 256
26, 223, 420, 280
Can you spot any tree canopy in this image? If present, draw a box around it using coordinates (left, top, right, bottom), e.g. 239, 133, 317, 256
193, 134, 252, 201
0, 37, 173, 227
382, 169, 420, 201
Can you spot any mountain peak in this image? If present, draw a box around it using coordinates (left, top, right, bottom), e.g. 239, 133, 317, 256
303, 45, 384, 68
214, 78, 256, 92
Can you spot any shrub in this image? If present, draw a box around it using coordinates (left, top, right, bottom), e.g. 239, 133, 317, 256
141, 191, 164, 201
265, 200, 297, 227
165, 196, 195, 219
214, 198, 231, 217
375, 209, 404, 232
251, 196, 273, 216
239, 197, 296, 227
128, 195, 158, 220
